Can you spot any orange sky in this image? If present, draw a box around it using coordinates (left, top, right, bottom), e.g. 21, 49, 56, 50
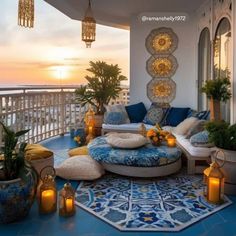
0, 0, 129, 86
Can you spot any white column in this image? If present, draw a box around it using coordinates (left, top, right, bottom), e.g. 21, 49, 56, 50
233, 0, 236, 123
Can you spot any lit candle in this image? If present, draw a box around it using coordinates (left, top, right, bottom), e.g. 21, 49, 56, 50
208, 177, 220, 203
167, 139, 176, 147
41, 190, 55, 212
88, 126, 93, 134
65, 198, 73, 213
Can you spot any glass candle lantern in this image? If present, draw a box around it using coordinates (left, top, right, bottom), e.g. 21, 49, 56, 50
203, 151, 225, 204
38, 167, 57, 214
84, 107, 95, 143
59, 182, 76, 217
166, 133, 176, 147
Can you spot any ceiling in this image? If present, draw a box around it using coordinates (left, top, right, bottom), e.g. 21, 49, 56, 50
44, 0, 206, 29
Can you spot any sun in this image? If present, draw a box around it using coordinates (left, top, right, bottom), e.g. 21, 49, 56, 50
52, 66, 69, 81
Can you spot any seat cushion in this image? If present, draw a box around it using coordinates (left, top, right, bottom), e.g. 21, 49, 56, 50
102, 123, 154, 132
106, 133, 147, 149
143, 103, 164, 125
56, 155, 105, 180
68, 146, 88, 157
165, 107, 191, 126
125, 102, 147, 123
25, 144, 53, 161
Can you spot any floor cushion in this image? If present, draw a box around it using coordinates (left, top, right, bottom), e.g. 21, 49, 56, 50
125, 102, 147, 123
164, 107, 191, 126
68, 146, 88, 157
143, 103, 164, 125
174, 117, 198, 135
56, 155, 105, 180
106, 133, 147, 149
104, 104, 130, 123
25, 144, 53, 160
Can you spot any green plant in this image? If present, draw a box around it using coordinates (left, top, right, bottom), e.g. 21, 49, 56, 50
205, 121, 236, 151
75, 61, 127, 114
201, 77, 231, 102
0, 121, 30, 180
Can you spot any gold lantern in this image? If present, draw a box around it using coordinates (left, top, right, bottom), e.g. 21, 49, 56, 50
82, 0, 96, 48
38, 166, 57, 214
84, 107, 95, 143
18, 0, 34, 28
203, 150, 225, 204
59, 182, 76, 217
166, 133, 176, 147
139, 123, 147, 137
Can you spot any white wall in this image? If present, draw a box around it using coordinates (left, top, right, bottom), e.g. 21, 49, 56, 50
130, 12, 198, 109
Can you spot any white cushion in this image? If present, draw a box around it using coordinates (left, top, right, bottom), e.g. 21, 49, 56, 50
106, 133, 147, 149
102, 123, 154, 131
56, 155, 105, 180
174, 117, 198, 135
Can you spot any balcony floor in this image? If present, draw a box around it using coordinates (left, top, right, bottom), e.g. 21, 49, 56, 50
0, 134, 236, 236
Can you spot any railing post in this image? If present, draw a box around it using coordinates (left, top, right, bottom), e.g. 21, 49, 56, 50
60, 89, 65, 135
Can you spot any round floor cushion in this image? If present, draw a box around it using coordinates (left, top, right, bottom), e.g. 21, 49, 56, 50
88, 136, 182, 167
106, 133, 147, 149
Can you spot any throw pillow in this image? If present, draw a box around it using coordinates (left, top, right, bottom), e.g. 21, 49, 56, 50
125, 102, 147, 123
56, 155, 105, 180
104, 104, 130, 123
164, 107, 191, 127
185, 120, 206, 139
25, 144, 53, 161
193, 110, 210, 120
143, 103, 164, 125
68, 146, 88, 157
190, 131, 214, 148
104, 111, 126, 125
174, 117, 198, 135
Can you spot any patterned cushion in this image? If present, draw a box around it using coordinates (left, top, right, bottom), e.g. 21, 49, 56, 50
104, 112, 126, 125
143, 104, 164, 125
104, 104, 130, 123
193, 110, 210, 120
190, 131, 214, 147
125, 102, 147, 123
88, 136, 182, 167
186, 120, 206, 139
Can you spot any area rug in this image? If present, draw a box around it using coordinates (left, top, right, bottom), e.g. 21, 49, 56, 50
75, 173, 232, 232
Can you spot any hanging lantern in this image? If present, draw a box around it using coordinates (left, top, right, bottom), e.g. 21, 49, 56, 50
166, 133, 176, 147
139, 123, 147, 137
82, 0, 96, 48
18, 0, 34, 28
203, 150, 225, 204
59, 182, 76, 217
38, 166, 57, 214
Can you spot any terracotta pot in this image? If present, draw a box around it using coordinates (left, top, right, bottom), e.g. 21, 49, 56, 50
212, 148, 236, 195
209, 98, 221, 121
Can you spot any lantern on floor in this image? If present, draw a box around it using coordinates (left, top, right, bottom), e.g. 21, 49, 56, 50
203, 150, 225, 204
139, 123, 146, 137
59, 182, 76, 217
84, 107, 95, 143
166, 133, 176, 147
18, 0, 34, 28
82, 0, 96, 48
38, 166, 57, 214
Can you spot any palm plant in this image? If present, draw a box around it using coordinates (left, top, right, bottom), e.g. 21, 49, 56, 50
75, 61, 127, 114
0, 121, 30, 180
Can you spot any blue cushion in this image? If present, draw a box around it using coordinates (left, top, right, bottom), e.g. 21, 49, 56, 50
143, 103, 164, 125
164, 107, 191, 127
190, 131, 214, 147
104, 112, 126, 125
125, 102, 147, 123
193, 110, 210, 120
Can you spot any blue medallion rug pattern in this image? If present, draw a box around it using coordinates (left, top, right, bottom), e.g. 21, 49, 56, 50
75, 173, 232, 232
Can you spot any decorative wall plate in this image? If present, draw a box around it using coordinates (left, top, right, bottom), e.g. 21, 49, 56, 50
146, 55, 178, 78
146, 27, 178, 54
147, 78, 176, 103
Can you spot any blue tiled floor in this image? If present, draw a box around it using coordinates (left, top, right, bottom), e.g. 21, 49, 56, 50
0, 134, 235, 236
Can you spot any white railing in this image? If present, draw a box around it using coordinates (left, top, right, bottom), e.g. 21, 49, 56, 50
0, 86, 86, 145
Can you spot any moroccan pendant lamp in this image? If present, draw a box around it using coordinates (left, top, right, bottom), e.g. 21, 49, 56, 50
82, 0, 96, 48
18, 0, 34, 28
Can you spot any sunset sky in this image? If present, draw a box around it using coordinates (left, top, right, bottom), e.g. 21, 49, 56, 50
0, 0, 129, 85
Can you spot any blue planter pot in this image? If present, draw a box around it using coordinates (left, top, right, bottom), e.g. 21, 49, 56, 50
0, 170, 37, 224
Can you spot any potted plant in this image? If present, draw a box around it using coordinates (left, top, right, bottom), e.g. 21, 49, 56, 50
0, 122, 38, 223
75, 61, 127, 133
201, 77, 231, 121
205, 120, 236, 194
